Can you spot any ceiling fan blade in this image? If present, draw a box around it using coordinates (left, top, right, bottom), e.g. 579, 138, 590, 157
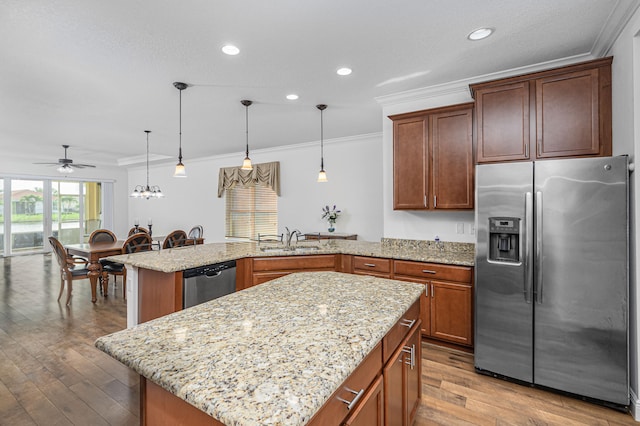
33, 162, 63, 165
71, 164, 96, 168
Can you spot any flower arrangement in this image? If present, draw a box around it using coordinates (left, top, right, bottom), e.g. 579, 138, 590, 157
322, 205, 341, 232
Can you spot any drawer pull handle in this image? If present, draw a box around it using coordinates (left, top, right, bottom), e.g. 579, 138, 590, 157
337, 387, 365, 410
400, 318, 416, 329
364, 263, 376, 267
403, 344, 416, 369
422, 269, 437, 274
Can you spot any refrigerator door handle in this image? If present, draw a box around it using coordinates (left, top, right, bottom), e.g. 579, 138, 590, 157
535, 191, 543, 304
524, 192, 533, 303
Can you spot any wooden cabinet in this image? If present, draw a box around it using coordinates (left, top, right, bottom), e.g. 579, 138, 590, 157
471, 56, 612, 163
342, 375, 385, 426
389, 102, 474, 210
250, 254, 337, 286
394, 260, 473, 347
384, 321, 421, 426
352, 256, 392, 279
308, 298, 421, 426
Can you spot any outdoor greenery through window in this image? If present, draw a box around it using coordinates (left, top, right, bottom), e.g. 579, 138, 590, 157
225, 184, 277, 240
1, 178, 103, 255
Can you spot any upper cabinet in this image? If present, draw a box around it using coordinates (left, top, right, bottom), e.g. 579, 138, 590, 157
470, 57, 612, 164
389, 103, 474, 210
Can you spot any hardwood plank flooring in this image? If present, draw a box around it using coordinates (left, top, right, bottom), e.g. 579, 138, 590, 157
0, 254, 637, 425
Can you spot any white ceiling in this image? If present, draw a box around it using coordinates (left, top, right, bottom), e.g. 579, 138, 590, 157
1, 0, 638, 170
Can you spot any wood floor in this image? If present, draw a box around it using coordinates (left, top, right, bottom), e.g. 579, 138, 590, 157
0, 254, 637, 425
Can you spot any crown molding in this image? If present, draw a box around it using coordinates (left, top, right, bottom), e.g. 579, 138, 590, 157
592, 0, 640, 57
375, 54, 594, 108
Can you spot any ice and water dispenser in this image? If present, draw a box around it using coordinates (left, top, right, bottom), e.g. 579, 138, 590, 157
488, 217, 520, 263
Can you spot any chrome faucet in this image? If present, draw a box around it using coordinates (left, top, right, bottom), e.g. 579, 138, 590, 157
285, 227, 301, 249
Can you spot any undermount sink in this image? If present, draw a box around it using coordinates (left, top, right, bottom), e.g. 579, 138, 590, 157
259, 245, 320, 253
292, 246, 320, 252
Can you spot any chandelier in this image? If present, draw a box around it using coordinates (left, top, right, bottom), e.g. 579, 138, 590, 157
130, 130, 164, 199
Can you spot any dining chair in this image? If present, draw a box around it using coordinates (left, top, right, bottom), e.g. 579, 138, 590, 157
89, 229, 117, 243
48, 236, 91, 305
163, 230, 188, 249
102, 233, 153, 299
128, 226, 149, 236
188, 225, 203, 239
89, 229, 123, 297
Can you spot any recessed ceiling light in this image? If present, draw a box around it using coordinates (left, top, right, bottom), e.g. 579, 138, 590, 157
222, 45, 240, 55
336, 67, 352, 76
467, 28, 494, 41
286, 94, 299, 100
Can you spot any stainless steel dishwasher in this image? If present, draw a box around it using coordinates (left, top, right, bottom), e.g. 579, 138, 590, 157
182, 260, 236, 309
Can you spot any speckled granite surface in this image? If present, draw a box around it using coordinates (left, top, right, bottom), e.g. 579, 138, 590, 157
106, 238, 474, 273
95, 271, 424, 425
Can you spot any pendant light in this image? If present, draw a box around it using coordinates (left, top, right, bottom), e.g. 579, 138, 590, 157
173, 82, 188, 177
130, 131, 164, 199
241, 99, 253, 170
317, 104, 328, 182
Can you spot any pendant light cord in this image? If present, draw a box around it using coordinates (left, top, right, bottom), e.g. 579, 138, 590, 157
145, 130, 151, 189
320, 107, 324, 170
245, 102, 249, 157
178, 88, 183, 163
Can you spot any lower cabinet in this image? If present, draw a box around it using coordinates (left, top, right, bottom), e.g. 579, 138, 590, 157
384, 323, 421, 426
352, 256, 392, 278
394, 260, 474, 348
343, 375, 385, 426
249, 254, 338, 286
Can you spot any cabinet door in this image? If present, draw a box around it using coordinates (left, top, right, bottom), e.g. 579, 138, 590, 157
344, 375, 384, 426
535, 68, 600, 158
430, 280, 473, 346
404, 326, 421, 426
384, 338, 404, 426
393, 116, 427, 209
475, 81, 531, 163
431, 107, 474, 209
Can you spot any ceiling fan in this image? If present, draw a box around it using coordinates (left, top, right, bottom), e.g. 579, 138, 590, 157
34, 145, 96, 173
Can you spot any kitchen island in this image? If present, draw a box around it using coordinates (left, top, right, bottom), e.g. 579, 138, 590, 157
95, 271, 424, 425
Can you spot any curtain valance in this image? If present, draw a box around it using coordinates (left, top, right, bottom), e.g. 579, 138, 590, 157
217, 161, 280, 197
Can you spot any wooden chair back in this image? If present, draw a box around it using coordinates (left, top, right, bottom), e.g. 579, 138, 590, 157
123, 233, 153, 253
163, 230, 188, 249
89, 229, 117, 243
48, 236, 90, 304
188, 225, 203, 239
128, 226, 150, 236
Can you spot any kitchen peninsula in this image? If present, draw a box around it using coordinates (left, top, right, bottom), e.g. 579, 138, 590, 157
95, 271, 424, 425
105, 238, 474, 334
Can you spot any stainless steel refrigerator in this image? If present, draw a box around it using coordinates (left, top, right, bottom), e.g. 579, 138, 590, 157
474, 155, 629, 407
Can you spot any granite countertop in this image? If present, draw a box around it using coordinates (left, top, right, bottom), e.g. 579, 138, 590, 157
106, 238, 475, 273
95, 271, 424, 425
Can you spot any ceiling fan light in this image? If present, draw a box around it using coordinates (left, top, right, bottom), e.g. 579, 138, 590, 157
241, 157, 253, 171
57, 164, 73, 173
174, 162, 187, 177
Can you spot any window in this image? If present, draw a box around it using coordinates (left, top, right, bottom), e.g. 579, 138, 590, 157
225, 185, 277, 240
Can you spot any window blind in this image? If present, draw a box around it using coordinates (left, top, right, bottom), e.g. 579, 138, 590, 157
225, 184, 278, 240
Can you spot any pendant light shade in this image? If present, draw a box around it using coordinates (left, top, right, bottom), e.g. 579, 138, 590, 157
130, 131, 164, 199
241, 99, 253, 171
316, 104, 328, 182
173, 82, 188, 177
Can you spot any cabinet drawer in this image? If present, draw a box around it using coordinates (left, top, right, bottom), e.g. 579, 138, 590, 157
394, 260, 472, 283
382, 299, 420, 363
252, 255, 337, 272
353, 256, 391, 274
308, 343, 382, 426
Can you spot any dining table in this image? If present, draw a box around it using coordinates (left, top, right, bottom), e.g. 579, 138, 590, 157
65, 240, 125, 303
